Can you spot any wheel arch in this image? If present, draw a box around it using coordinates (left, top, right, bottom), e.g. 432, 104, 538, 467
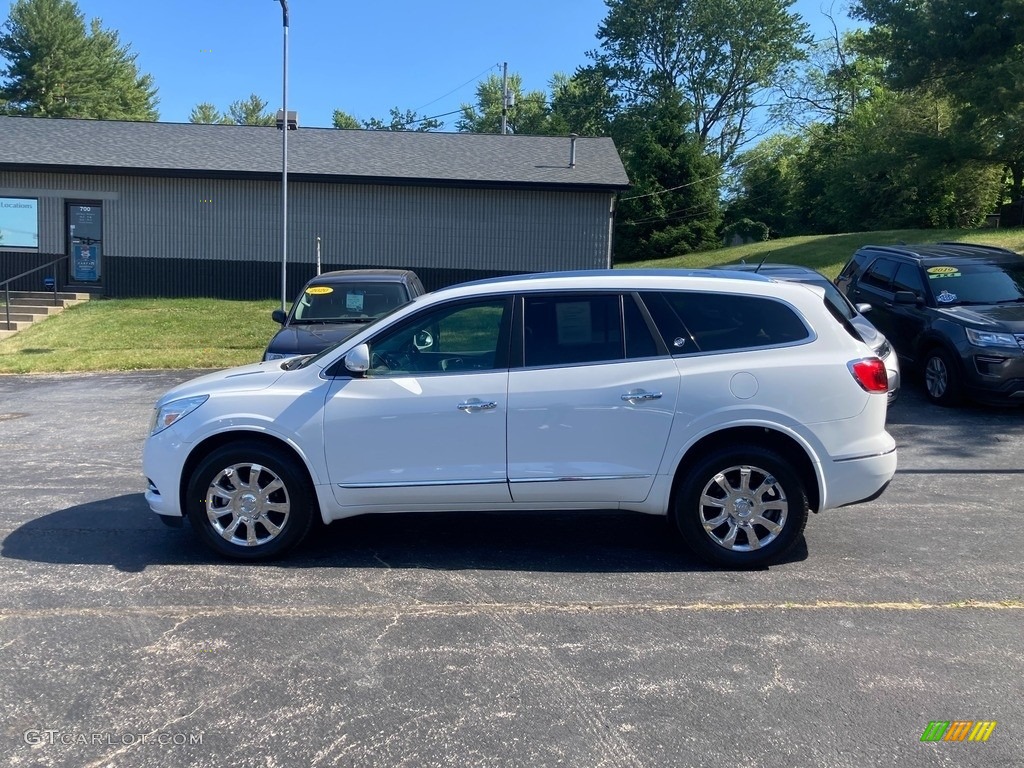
669, 426, 821, 514
178, 430, 320, 520
915, 332, 962, 371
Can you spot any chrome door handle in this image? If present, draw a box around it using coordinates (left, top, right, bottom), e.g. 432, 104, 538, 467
457, 399, 497, 412
621, 390, 663, 403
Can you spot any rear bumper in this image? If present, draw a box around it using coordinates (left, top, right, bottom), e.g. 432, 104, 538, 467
822, 445, 898, 509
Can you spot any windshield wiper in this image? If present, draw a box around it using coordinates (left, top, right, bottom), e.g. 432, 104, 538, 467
280, 355, 314, 370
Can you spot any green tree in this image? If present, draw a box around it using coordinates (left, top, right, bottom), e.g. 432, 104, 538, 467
592, 0, 810, 163
853, 0, 1024, 199
362, 106, 442, 131
189, 102, 231, 124
612, 96, 723, 262
775, 26, 886, 130
331, 109, 360, 129
0, 0, 158, 119
793, 88, 1002, 233
188, 94, 274, 126
547, 67, 620, 136
457, 73, 550, 134
726, 133, 807, 237
226, 93, 274, 126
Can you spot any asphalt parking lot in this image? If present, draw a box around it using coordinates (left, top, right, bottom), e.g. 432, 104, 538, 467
1, 370, 1022, 768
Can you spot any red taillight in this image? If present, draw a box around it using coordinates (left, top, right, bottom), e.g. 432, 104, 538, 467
848, 358, 889, 393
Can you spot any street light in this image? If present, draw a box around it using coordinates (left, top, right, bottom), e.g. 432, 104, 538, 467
275, 0, 290, 313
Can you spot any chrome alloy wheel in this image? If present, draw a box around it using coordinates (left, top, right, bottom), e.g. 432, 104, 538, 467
924, 355, 949, 399
698, 465, 788, 552
205, 463, 291, 547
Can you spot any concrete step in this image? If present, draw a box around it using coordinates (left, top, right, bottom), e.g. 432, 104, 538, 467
0, 311, 52, 323
0, 319, 33, 331
0, 303, 64, 315
3, 290, 92, 302
2, 289, 90, 301
0, 290, 88, 340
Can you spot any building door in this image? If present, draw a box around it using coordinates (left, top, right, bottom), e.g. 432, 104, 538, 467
67, 202, 102, 283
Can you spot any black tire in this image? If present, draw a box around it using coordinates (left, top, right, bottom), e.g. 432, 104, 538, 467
922, 348, 963, 407
186, 443, 316, 561
674, 446, 808, 568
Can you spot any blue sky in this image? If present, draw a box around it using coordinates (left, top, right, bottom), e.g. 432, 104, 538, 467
6, 0, 858, 129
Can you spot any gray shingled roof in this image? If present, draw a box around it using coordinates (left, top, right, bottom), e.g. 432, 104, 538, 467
0, 116, 630, 189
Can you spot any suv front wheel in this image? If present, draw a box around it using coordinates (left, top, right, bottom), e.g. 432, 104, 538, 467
923, 347, 963, 407
186, 443, 316, 560
675, 447, 808, 568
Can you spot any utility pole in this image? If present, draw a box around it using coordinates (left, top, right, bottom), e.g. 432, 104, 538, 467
500, 62, 508, 135
276, 0, 290, 313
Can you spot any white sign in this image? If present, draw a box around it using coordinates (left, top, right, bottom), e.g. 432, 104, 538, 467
0, 197, 39, 248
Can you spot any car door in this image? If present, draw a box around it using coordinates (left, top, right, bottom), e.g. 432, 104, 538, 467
887, 261, 930, 362
506, 292, 680, 504
848, 256, 900, 335
323, 296, 513, 508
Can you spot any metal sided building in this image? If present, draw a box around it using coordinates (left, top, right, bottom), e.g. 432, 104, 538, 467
0, 116, 630, 299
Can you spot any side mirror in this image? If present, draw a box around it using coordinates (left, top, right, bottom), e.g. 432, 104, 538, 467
271, 309, 287, 324
855, 303, 872, 315
344, 343, 370, 374
413, 330, 434, 351
893, 290, 920, 305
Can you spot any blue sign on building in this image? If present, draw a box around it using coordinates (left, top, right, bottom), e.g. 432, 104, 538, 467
73, 244, 98, 281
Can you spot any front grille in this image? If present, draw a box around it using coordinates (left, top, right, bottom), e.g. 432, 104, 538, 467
1016, 334, 1024, 352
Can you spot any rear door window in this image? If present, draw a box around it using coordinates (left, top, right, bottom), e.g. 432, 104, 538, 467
861, 259, 899, 292
523, 293, 624, 366
641, 292, 810, 353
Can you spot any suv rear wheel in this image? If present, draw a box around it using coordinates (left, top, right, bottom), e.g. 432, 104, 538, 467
675, 447, 808, 568
923, 347, 963, 407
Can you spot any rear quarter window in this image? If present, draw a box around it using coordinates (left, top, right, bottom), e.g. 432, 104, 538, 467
641, 291, 811, 353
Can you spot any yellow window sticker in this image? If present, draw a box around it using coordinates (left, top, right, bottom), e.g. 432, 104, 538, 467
306, 286, 334, 295
927, 266, 959, 274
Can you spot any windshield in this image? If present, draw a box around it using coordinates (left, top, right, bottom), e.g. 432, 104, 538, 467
291, 282, 409, 323
927, 262, 1024, 306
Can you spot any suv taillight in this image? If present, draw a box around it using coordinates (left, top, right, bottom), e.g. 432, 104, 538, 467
848, 358, 888, 393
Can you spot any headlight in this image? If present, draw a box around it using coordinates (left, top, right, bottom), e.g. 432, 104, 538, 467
264, 352, 289, 361
965, 328, 1019, 349
150, 395, 209, 436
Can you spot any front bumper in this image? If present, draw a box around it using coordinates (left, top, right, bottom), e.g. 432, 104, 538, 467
964, 350, 1024, 403
142, 430, 187, 521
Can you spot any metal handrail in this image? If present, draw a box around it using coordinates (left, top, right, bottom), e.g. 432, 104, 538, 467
2, 255, 69, 331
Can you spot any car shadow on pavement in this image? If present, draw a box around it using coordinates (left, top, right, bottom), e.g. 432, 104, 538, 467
883, 380, 1024, 464
1, 493, 808, 574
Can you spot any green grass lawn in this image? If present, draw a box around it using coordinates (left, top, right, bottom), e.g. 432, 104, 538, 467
0, 298, 279, 373
627, 227, 1024, 279
2, 227, 1022, 373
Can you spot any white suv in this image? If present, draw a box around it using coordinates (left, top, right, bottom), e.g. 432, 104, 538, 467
144, 270, 896, 568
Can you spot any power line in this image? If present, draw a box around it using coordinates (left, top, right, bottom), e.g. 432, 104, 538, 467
413, 63, 502, 113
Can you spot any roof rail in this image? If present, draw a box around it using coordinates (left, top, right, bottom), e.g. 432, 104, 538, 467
859, 244, 917, 255
935, 241, 1016, 253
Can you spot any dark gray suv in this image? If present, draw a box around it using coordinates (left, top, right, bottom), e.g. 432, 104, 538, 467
835, 242, 1024, 406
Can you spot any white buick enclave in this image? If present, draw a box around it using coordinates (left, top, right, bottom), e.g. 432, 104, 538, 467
144, 270, 896, 568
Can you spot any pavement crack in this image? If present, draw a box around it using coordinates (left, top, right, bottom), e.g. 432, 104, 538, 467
2, 598, 1022, 622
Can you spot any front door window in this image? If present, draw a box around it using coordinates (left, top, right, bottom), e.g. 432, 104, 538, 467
68, 202, 102, 282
